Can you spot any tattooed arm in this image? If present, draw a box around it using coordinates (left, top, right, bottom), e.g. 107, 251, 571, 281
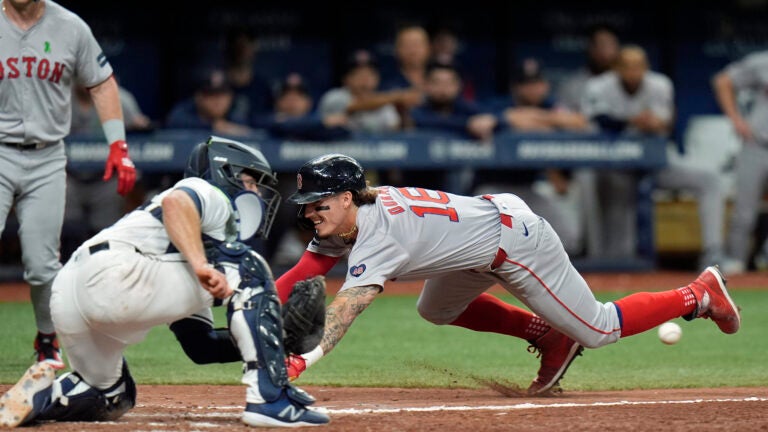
319, 285, 381, 355
286, 284, 381, 379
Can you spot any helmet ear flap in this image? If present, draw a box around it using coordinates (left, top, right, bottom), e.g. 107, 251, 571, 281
184, 142, 211, 179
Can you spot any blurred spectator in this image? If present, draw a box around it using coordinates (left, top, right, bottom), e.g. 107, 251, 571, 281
166, 68, 254, 137
64, 82, 152, 262
557, 24, 621, 112
318, 49, 402, 133
253, 73, 349, 265
471, 59, 589, 256
381, 23, 432, 129
712, 49, 768, 274
429, 25, 477, 101
251, 72, 350, 141
411, 62, 497, 140
495, 58, 591, 133
582, 45, 728, 269
554, 24, 620, 258
406, 62, 497, 190
222, 27, 274, 119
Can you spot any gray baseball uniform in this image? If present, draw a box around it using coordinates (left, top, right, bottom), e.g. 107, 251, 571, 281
0, 0, 113, 333
722, 50, 768, 264
308, 187, 622, 349
581, 71, 727, 267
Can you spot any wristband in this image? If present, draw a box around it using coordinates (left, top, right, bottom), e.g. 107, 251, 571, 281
102, 119, 126, 144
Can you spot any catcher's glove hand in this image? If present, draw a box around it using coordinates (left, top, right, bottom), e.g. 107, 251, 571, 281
282, 276, 326, 355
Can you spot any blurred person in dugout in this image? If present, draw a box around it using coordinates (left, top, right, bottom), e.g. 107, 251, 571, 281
408, 61, 498, 191
474, 58, 592, 256
252, 72, 350, 264
317, 49, 402, 134
429, 24, 478, 102
381, 23, 432, 125
557, 23, 621, 112
221, 26, 274, 119
63, 80, 152, 262
165, 67, 254, 137
712, 49, 768, 275
555, 24, 621, 258
581, 45, 728, 269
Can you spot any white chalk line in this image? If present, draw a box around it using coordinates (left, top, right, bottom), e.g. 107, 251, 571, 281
127, 396, 768, 418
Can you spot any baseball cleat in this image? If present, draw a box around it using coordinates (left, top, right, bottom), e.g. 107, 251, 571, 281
685, 265, 741, 334
527, 328, 583, 396
242, 390, 330, 427
0, 362, 56, 427
34, 332, 65, 370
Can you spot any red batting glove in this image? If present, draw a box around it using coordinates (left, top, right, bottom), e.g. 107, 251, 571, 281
285, 354, 307, 381
103, 140, 136, 196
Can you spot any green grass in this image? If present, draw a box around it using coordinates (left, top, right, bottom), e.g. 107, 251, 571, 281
2, 290, 767, 390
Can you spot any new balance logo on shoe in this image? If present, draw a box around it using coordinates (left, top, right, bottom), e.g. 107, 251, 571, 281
278, 405, 306, 421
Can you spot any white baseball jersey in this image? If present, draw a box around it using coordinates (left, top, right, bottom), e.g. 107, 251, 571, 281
580, 70, 674, 135
87, 177, 237, 253
308, 186, 623, 349
50, 178, 239, 388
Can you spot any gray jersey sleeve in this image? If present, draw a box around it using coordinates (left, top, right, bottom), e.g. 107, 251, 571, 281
726, 51, 768, 90
72, 15, 113, 87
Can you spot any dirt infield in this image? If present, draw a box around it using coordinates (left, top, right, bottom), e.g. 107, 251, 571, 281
0, 384, 766, 431
2, 274, 767, 431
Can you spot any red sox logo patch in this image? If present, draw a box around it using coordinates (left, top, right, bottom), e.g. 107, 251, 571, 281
349, 264, 366, 277
297, 173, 303, 190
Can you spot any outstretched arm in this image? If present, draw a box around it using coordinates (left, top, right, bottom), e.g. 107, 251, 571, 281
320, 285, 381, 355
287, 284, 380, 379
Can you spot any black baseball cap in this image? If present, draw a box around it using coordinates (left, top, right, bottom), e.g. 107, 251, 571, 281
195, 68, 232, 94
343, 49, 379, 75
276, 72, 310, 97
511, 58, 545, 85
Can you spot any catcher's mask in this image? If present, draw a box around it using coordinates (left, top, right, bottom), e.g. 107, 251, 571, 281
286, 153, 365, 205
185, 136, 281, 239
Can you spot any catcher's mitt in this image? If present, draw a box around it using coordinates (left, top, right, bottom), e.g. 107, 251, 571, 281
282, 276, 326, 354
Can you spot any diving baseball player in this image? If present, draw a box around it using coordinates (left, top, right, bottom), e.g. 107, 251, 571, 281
0, 0, 136, 368
0, 137, 329, 428
280, 154, 741, 394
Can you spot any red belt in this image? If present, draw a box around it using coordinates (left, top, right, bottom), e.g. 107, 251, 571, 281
483, 195, 513, 270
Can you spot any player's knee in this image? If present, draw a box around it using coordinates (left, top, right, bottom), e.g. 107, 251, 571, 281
23, 261, 59, 286
416, 302, 457, 325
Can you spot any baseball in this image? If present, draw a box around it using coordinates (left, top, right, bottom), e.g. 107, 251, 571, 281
658, 322, 682, 345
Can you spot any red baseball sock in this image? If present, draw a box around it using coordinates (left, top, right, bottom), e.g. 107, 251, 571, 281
450, 292, 549, 341
613, 287, 697, 337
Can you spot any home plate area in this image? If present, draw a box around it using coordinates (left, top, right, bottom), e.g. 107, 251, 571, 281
1, 385, 765, 431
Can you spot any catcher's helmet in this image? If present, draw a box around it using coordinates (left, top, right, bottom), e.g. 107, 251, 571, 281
184, 136, 281, 238
286, 153, 366, 204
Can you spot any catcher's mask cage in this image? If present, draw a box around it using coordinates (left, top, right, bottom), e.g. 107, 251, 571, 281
286, 153, 366, 205
185, 135, 281, 239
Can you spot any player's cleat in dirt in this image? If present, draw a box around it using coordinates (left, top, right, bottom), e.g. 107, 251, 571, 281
34, 332, 65, 370
0, 362, 56, 427
683, 265, 741, 334
242, 390, 330, 427
527, 328, 583, 396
